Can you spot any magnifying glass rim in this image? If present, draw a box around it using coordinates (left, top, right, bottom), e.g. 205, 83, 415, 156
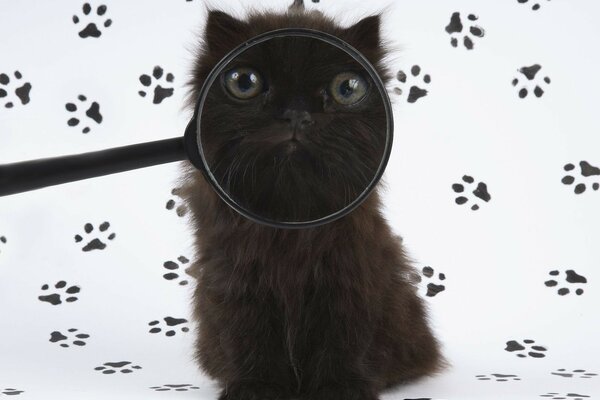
192, 27, 394, 229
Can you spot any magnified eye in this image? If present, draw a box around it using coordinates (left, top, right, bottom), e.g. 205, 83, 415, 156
330, 72, 368, 105
223, 67, 264, 100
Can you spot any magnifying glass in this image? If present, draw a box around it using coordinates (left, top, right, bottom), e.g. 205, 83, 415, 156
0, 28, 393, 229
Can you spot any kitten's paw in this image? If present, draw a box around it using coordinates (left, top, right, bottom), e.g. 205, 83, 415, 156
309, 382, 378, 400
219, 382, 290, 400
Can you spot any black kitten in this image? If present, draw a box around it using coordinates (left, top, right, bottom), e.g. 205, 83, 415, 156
179, 2, 445, 399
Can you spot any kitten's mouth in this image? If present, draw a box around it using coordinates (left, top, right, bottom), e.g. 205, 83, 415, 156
279, 137, 311, 158
285, 140, 299, 153
245, 128, 308, 148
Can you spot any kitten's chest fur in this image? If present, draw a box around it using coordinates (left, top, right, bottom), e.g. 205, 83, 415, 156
183, 170, 395, 321
194, 189, 388, 304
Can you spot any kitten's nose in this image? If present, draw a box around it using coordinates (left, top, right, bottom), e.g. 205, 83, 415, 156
282, 109, 314, 130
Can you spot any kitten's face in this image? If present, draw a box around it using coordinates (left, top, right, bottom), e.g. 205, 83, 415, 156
196, 13, 388, 223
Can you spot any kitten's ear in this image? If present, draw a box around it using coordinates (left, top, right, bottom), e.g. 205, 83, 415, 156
343, 15, 382, 54
204, 10, 248, 56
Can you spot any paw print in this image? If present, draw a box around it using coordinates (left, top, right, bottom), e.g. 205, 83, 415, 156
38, 281, 81, 305
50, 328, 90, 348
138, 66, 175, 104
545, 269, 587, 296
551, 369, 598, 379
0, 70, 32, 108
163, 256, 191, 286
416, 266, 446, 297
540, 393, 590, 400
166, 188, 188, 217
512, 64, 551, 99
0, 235, 6, 254
445, 12, 485, 50
94, 361, 142, 374
562, 161, 600, 194
148, 317, 190, 337
73, 3, 112, 38
452, 175, 491, 211
393, 65, 431, 104
505, 339, 547, 358
74, 222, 116, 252
476, 373, 521, 382
517, 0, 551, 11
1, 388, 24, 396
149, 384, 201, 392
65, 95, 103, 134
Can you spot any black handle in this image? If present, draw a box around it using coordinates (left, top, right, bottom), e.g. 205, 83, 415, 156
0, 137, 187, 197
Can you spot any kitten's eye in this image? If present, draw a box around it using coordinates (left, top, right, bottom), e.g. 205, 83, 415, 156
223, 67, 264, 100
329, 72, 368, 105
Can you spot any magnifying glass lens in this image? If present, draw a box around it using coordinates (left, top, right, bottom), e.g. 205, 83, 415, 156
196, 34, 390, 226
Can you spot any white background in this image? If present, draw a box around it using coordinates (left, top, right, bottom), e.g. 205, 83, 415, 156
0, 0, 599, 399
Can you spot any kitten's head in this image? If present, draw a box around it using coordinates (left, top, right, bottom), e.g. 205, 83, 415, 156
189, 1, 390, 223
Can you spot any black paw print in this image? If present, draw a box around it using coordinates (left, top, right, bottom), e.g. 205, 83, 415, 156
540, 393, 590, 400
0, 71, 32, 108
94, 361, 142, 374
50, 328, 90, 348
512, 64, 551, 99
416, 266, 446, 297
73, 3, 112, 38
66, 95, 103, 134
452, 175, 491, 211
562, 161, 600, 194
393, 65, 431, 104
148, 317, 190, 337
38, 281, 81, 305
505, 339, 547, 358
551, 369, 598, 379
445, 12, 485, 50
0, 235, 6, 254
150, 384, 201, 392
476, 373, 521, 382
138, 66, 175, 104
163, 256, 191, 286
166, 188, 188, 217
74, 222, 116, 252
545, 270, 587, 296
517, 0, 551, 11
1, 388, 24, 396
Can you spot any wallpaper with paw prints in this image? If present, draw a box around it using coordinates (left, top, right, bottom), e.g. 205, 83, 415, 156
0, 0, 599, 399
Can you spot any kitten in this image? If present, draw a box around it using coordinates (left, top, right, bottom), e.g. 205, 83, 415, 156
179, 1, 445, 399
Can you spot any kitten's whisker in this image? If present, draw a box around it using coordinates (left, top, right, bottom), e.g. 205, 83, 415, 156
223, 156, 240, 194
250, 153, 259, 189
240, 151, 259, 193
230, 153, 248, 194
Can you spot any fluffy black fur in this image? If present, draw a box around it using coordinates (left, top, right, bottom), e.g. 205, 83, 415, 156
179, 2, 445, 399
